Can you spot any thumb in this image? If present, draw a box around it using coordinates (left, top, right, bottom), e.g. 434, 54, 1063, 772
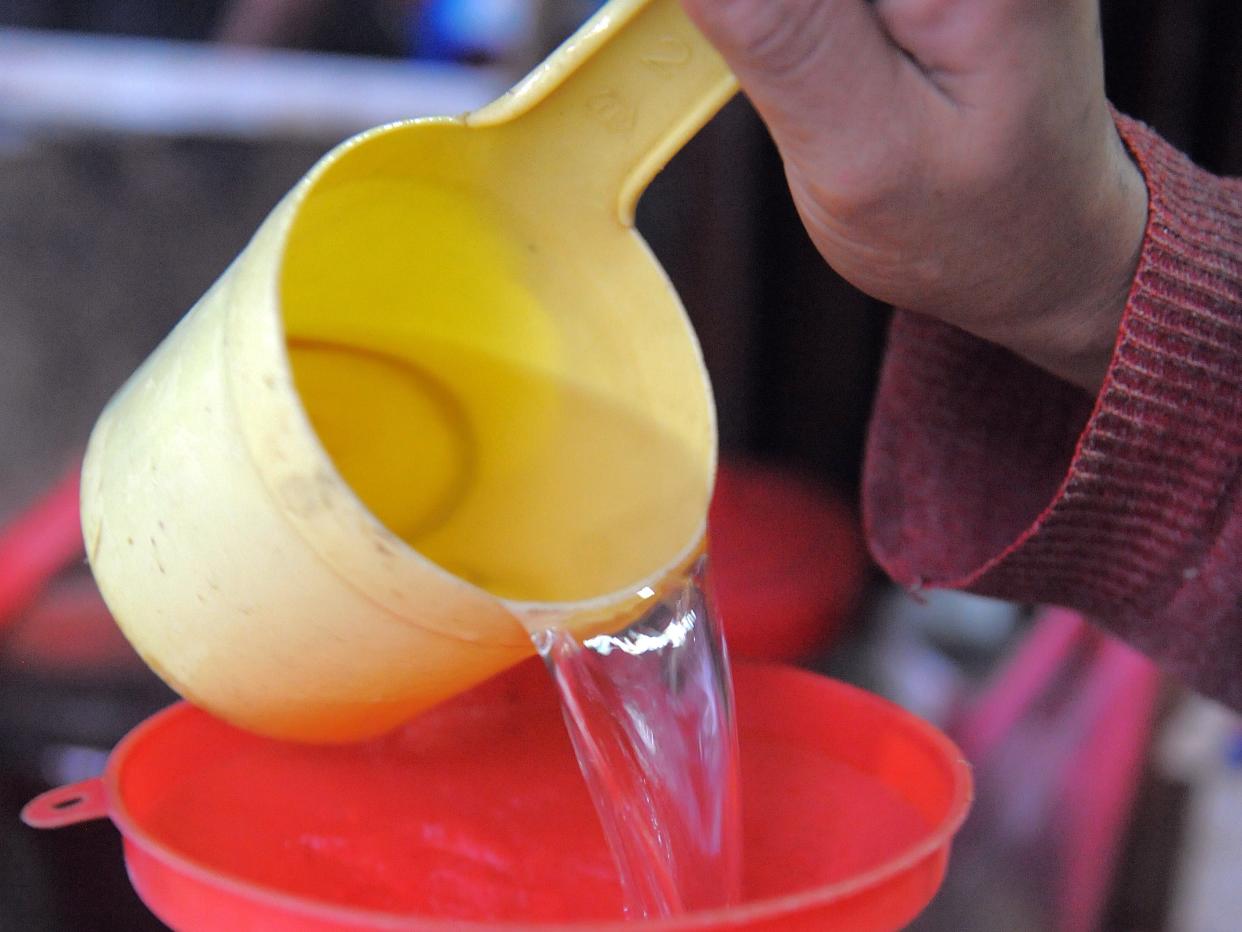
681, 0, 906, 156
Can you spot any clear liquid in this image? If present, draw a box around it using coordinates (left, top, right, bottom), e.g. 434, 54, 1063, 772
288, 337, 710, 604
532, 556, 742, 919
281, 176, 714, 605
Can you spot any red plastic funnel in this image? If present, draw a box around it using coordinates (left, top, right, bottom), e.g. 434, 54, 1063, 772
24, 660, 970, 930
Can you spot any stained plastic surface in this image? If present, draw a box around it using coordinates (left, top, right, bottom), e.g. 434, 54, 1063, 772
24, 661, 971, 931
80, 0, 738, 743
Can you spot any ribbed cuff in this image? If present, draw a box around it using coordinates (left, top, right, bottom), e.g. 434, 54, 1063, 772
863, 114, 1242, 646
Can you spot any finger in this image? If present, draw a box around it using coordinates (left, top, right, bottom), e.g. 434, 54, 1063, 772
874, 0, 1097, 88
681, 0, 912, 154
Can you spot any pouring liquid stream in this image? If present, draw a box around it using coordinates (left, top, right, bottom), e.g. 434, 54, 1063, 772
292, 331, 742, 918
532, 555, 743, 919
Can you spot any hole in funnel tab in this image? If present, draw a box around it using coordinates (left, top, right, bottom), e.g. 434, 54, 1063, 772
51, 797, 83, 811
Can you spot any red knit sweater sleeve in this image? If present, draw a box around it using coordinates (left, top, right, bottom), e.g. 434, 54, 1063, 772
863, 113, 1242, 709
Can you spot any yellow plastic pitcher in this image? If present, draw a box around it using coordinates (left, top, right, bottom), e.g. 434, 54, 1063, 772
81, 0, 737, 743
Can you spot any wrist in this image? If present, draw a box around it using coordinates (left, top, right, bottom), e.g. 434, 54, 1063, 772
994, 135, 1149, 393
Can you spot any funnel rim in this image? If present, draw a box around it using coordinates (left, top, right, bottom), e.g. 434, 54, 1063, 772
98, 662, 972, 930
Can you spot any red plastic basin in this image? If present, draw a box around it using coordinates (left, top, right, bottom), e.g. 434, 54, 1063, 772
24, 660, 970, 930
709, 462, 867, 662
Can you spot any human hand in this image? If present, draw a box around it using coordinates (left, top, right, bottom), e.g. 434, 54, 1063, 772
682, 0, 1148, 390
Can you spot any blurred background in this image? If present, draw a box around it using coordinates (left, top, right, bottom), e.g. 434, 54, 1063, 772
1, 1, 1241, 929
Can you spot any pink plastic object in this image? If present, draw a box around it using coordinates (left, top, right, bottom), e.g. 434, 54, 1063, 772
0, 466, 83, 629
952, 609, 1159, 932
24, 659, 971, 931
709, 462, 866, 661
0, 465, 138, 672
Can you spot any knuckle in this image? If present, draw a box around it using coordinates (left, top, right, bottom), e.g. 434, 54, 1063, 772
701, 0, 833, 82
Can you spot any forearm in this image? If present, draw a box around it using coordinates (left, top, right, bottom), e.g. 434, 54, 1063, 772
864, 114, 1242, 708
